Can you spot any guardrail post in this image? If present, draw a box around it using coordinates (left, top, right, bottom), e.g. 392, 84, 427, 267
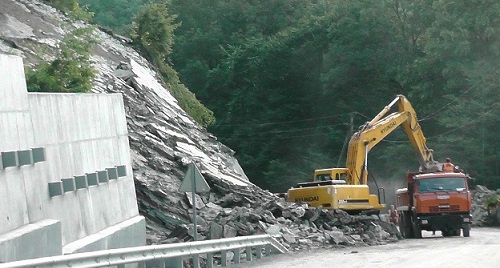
192, 254, 200, 268
146, 259, 166, 268
233, 249, 241, 264
256, 246, 263, 259
206, 253, 214, 268
246, 246, 252, 262
265, 244, 272, 256
221, 250, 227, 266
164, 257, 183, 268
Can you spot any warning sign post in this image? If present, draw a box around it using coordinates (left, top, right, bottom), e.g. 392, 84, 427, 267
179, 163, 210, 241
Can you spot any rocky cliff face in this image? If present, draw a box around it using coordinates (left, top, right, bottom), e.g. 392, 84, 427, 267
0, 0, 253, 243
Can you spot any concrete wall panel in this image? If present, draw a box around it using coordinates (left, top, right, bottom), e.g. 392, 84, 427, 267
17, 112, 35, 149
70, 141, 85, 175
113, 95, 128, 136
0, 114, 13, 151
21, 164, 47, 223
0, 219, 61, 263
63, 216, 145, 254
0, 54, 28, 112
0, 166, 30, 234
0, 113, 21, 151
82, 140, 95, 173
0, 55, 144, 261
59, 143, 74, 177
75, 189, 95, 237
58, 192, 85, 245
54, 95, 70, 143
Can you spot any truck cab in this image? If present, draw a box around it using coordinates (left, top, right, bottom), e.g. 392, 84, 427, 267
396, 172, 472, 238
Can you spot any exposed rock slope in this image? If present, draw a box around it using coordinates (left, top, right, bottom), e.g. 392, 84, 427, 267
0, 0, 251, 241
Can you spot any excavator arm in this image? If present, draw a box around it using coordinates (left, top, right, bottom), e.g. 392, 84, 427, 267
346, 95, 437, 185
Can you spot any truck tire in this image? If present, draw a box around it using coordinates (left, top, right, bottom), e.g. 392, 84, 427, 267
463, 226, 470, 237
398, 214, 406, 238
412, 219, 422, 238
399, 212, 412, 238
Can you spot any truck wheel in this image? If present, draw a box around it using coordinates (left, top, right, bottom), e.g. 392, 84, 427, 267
400, 213, 412, 238
412, 220, 422, 238
463, 226, 470, 237
399, 215, 407, 238
398, 218, 405, 238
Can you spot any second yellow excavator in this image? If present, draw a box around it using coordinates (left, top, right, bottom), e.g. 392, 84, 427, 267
287, 95, 440, 214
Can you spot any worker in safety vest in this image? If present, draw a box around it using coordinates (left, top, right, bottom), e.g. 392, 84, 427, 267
387, 205, 399, 224
443, 158, 455, 172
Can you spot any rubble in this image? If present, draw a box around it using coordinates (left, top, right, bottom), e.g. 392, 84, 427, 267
162, 176, 401, 251
471, 185, 500, 226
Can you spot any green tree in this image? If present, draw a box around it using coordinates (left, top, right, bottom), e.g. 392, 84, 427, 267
132, 2, 178, 64
423, 0, 500, 188
46, 0, 93, 20
79, 0, 147, 34
26, 27, 97, 93
170, 0, 321, 102
372, 0, 500, 189
46, 0, 78, 12
204, 17, 348, 191
132, 2, 215, 127
127, 0, 500, 191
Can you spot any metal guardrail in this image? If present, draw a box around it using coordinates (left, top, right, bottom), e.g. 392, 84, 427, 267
0, 234, 287, 268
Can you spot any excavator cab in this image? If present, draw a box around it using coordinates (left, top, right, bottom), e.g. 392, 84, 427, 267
314, 168, 348, 182
295, 168, 347, 188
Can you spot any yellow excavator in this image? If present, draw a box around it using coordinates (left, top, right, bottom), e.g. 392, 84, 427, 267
287, 95, 440, 214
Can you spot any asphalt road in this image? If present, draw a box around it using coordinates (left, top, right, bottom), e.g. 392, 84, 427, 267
238, 227, 500, 268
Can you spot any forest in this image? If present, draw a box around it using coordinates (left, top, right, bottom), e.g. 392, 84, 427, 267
73, 0, 499, 192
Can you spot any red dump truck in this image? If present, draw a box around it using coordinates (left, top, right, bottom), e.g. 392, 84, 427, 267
396, 171, 472, 238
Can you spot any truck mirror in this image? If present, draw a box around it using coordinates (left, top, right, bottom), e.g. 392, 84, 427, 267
467, 176, 475, 189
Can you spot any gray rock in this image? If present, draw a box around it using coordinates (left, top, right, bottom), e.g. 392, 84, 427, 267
327, 230, 345, 245
223, 225, 237, 238
209, 222, 223, 239
282, 233, 296, 244
265, 225, 281, 236
292, 206, 306, 218
351, 234, 361, 241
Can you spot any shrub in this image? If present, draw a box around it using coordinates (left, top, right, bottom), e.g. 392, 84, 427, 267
132, 3, 215, 127
26, 27, 97, 93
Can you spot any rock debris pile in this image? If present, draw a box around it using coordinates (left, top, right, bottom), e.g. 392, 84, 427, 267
160, 176, 401, 251
471, 185, 500, 226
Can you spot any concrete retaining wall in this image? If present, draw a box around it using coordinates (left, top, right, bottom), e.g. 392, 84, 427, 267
0, 54, 145, 262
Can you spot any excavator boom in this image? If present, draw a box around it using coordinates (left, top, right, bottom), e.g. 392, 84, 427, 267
346, 95, 438, 185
